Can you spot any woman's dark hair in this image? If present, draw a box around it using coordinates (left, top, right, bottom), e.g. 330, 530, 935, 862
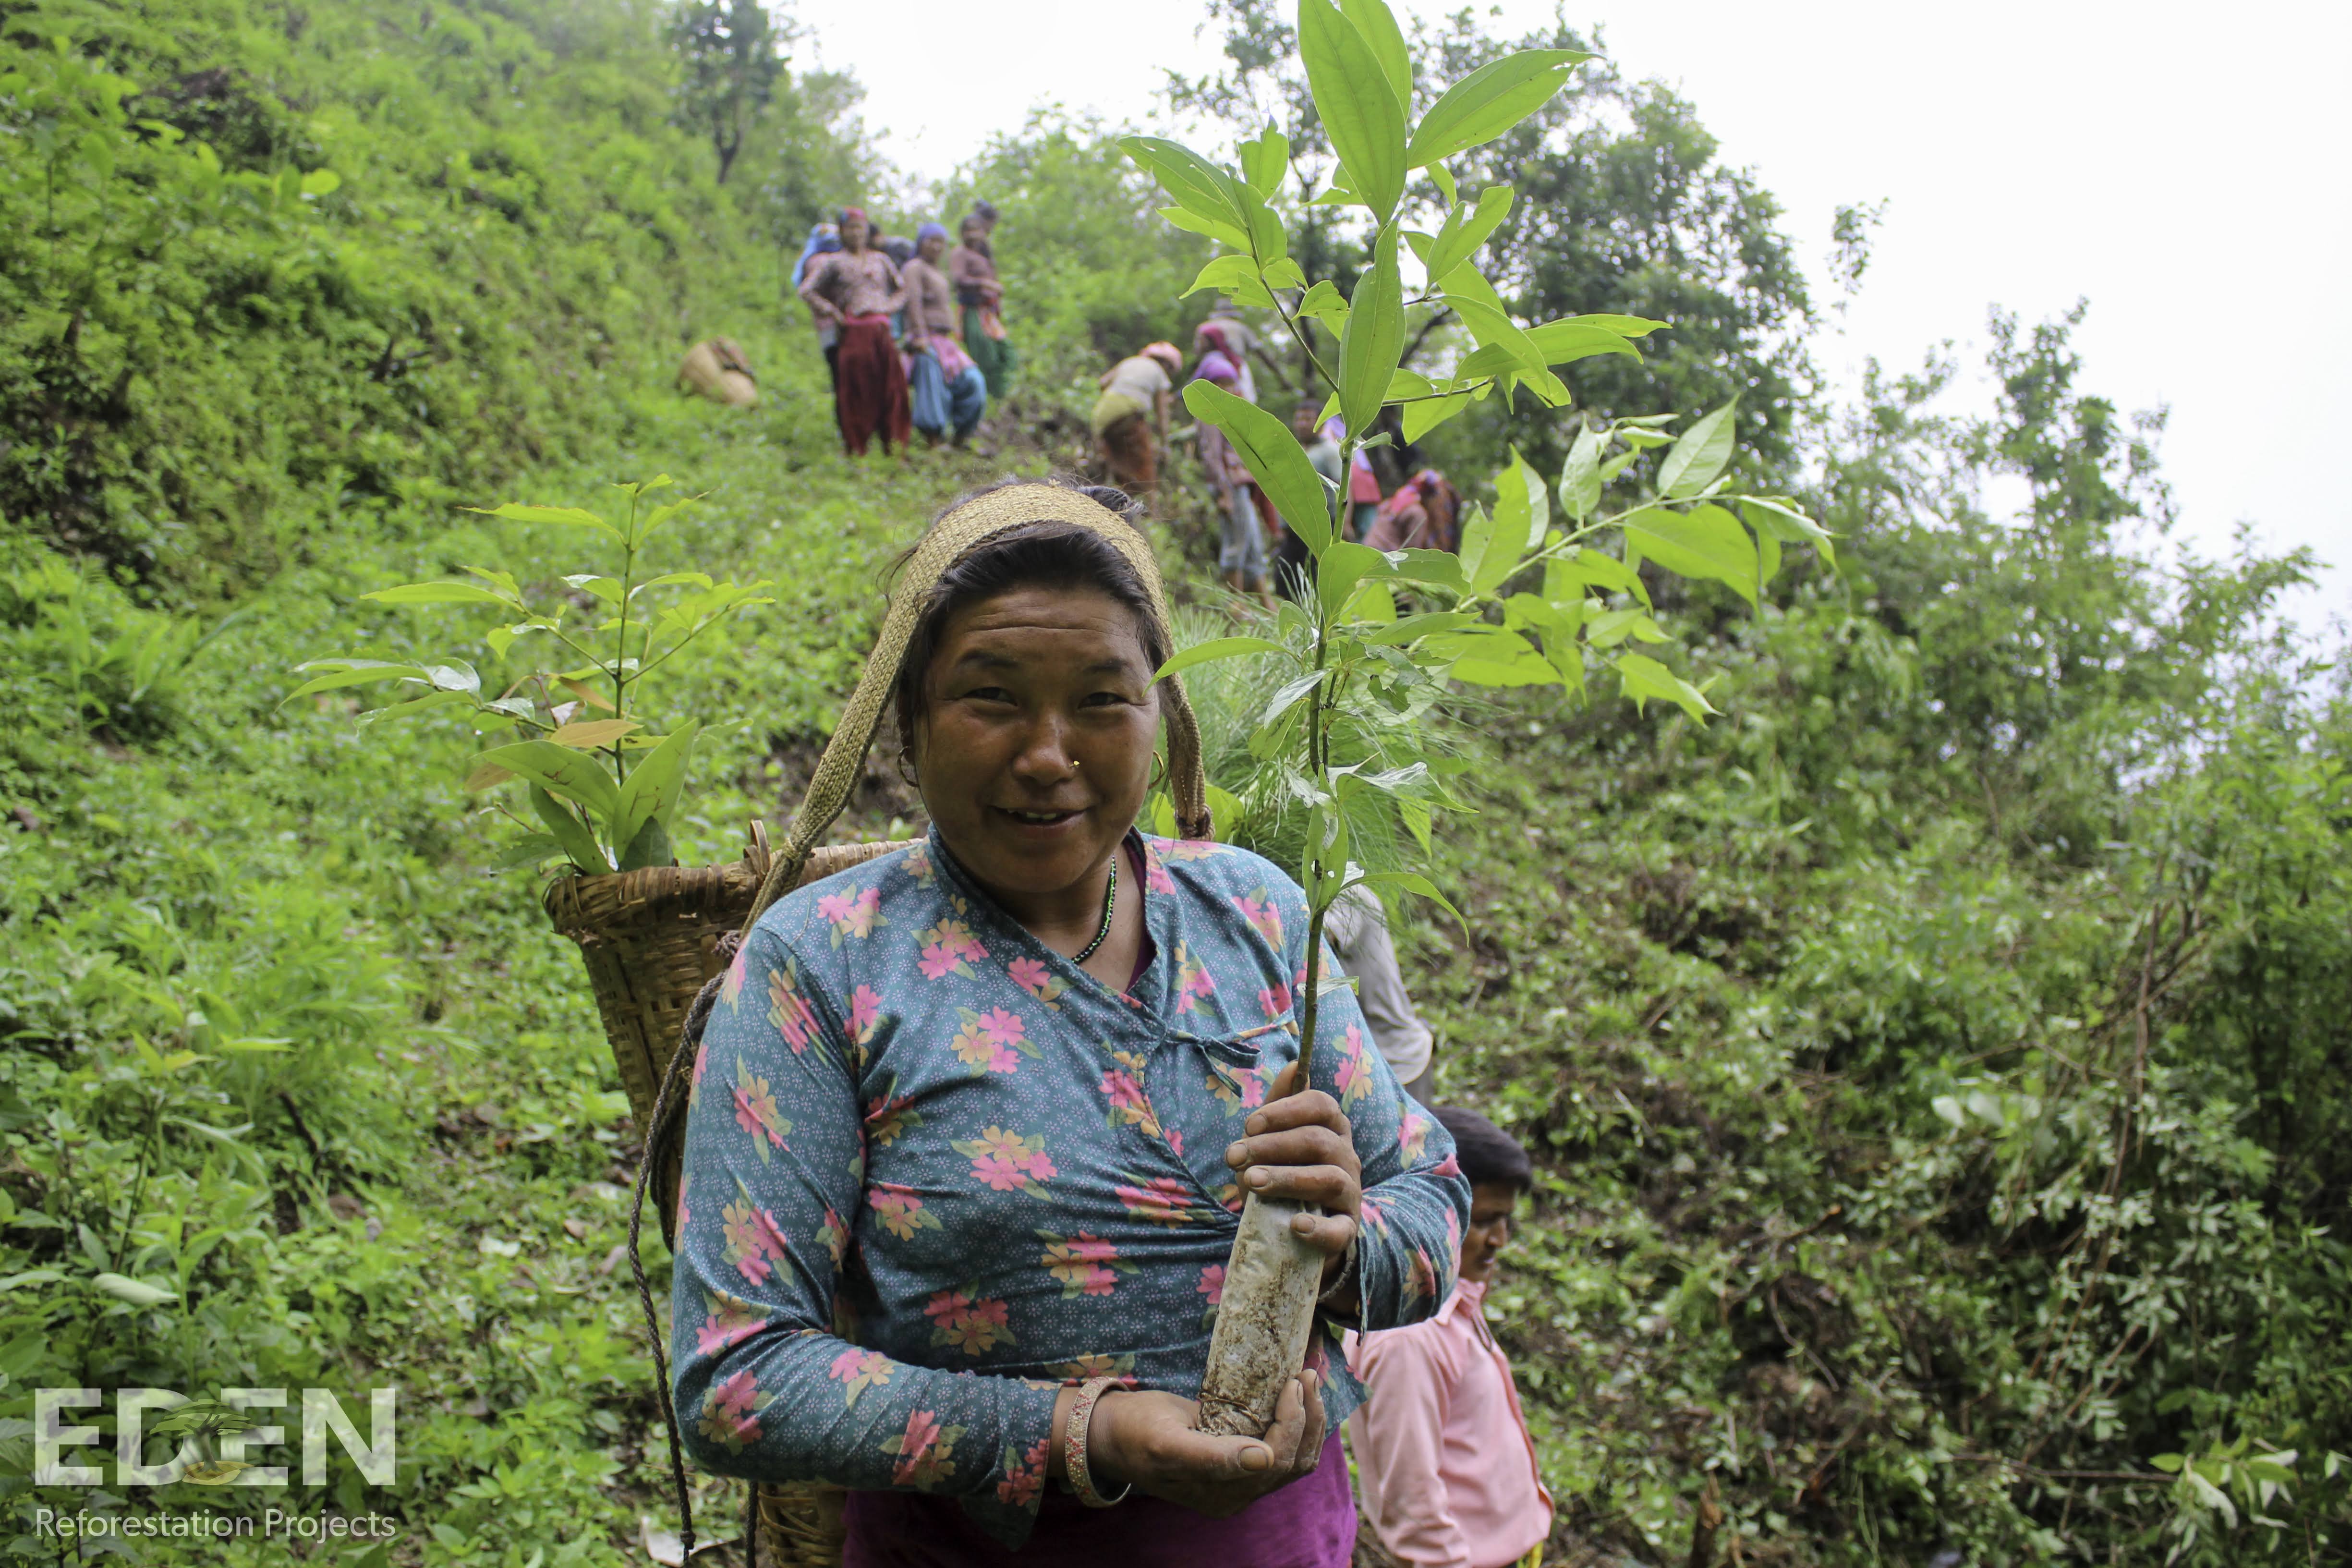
1432, 1106, 1533, 1192
891, 480, 1165, 757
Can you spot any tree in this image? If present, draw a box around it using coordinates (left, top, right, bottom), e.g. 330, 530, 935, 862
667, 0, 785, 184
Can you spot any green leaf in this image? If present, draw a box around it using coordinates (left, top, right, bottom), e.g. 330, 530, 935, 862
362, 581, 511, 607
617, 814, 673, 873
1742, 496, 1838, 568
1298, 0, 1407, 219
1452, 646, 1559, 687
467, 502, 621, 540
1296, 279, 1350, 331
1344, 576, 1397, 622
1260, 668, 1329, 728
1464, 448, 1546, 592
1559, 423, 1604, 521
1318, 540, 1389, 618
1523, 318, 1643, 365
357, 689, 467, 725
1421, 184, 1515, 287
1183, 254, 1276, 309
1355, 870, 1465, 931
280, 660, 426, 703
1613, 653, 1717, 721
496, 833, 566, 870
298, 167, 340, 197
1441, 270, 1553, 382
1384, 549, 1468, 593
1427, 162, 1456, 207
1403, 389, 1472, 442
1565, 546, 1650, 608
474, 741, 622, 821
1157, 637, 1289, 679
1122, 136, 1249, 244
1406, 50, 1587, 168
1238, 125, 1292, 196
613, 721, 700, 855
1338, 222, 1405, 438
1159, 204, 1253, 249
547, 718, 642, 749
1182, 380, 1332, 555
1657, 400, 1738, 498
1623, 503, 1758, 606
1552, 312, 1667, 338
1338, 0, 1413, 112
1366, 610, 1478, 645
93, 1272, 177, 1308
531, 787, 610, 873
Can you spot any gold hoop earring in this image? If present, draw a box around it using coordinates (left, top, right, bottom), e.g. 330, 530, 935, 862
896, 745, 920, 789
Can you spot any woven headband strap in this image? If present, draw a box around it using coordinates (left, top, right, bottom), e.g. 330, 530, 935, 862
741, 485, 1213, 933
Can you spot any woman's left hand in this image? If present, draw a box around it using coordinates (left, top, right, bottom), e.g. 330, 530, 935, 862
1224, 1060, 1359, 1279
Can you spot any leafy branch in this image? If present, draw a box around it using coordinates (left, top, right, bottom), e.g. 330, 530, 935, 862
1126, 0, 1838, 1067
287, 476, 773, 875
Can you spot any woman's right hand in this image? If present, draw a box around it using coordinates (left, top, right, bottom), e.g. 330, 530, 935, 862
1085, 1373, 1327, 1516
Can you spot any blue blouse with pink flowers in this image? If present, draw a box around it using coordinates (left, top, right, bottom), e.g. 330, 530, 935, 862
667, 829, 1467, 1546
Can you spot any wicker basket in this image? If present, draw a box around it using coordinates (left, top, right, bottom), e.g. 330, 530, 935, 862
544, 827, 904, 1568
542, 827, 907, 1249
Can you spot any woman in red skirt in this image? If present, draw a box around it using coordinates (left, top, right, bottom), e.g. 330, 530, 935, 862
798, 208, 912, 456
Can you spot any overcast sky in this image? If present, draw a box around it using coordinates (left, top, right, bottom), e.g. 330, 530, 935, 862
805, 0, 2347, 638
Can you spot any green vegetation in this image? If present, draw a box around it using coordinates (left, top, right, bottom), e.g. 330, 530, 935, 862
2, 0, 2345, 1566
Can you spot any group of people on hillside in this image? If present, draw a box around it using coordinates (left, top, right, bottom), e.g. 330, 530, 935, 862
793, 201, 1016, 456
1092, 315, 1462, 602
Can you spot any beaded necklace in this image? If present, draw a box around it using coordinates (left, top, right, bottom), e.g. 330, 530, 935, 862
1072, 851, 1118, 964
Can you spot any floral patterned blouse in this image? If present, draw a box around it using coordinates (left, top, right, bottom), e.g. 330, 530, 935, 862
669, 829, 1467, 1547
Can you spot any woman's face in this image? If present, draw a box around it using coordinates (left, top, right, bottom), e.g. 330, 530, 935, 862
920, 233, 947, 264
960, 219, 985, 247
913, 586, 1161, 899
841, 216, 870, 251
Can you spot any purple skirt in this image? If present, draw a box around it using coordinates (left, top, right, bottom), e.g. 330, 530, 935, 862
842, 1431, 1355, 1568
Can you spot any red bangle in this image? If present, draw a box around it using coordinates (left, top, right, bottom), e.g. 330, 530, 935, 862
1063, 1377, 1130, 1508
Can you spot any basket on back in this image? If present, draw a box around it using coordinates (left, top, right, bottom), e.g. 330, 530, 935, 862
544, 828, 909, 1248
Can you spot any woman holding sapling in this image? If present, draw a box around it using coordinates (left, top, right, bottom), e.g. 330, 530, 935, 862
669, 479, 1466, 1564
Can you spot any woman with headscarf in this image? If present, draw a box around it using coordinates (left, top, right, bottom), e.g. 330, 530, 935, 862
800, 208, 913, 457
1091, 342, 1183, 510
951, 209, 1018, 398
668, 479, 1466, 1565
903, 222, 988, 445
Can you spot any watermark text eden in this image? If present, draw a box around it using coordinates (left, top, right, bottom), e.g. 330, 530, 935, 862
32, 1389, 397, 1486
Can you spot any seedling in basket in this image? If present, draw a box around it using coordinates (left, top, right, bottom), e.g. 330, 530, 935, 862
286, 477, 772, 874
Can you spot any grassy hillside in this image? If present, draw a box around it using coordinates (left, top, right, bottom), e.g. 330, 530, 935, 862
4, 1, 2350, 1565
0, 0, 861, 589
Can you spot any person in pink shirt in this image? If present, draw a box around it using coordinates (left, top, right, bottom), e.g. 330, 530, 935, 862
1348, 1107, 1552, 1568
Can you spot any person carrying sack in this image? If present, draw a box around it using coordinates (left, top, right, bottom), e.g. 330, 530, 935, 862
663, 479, 1469, 1565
